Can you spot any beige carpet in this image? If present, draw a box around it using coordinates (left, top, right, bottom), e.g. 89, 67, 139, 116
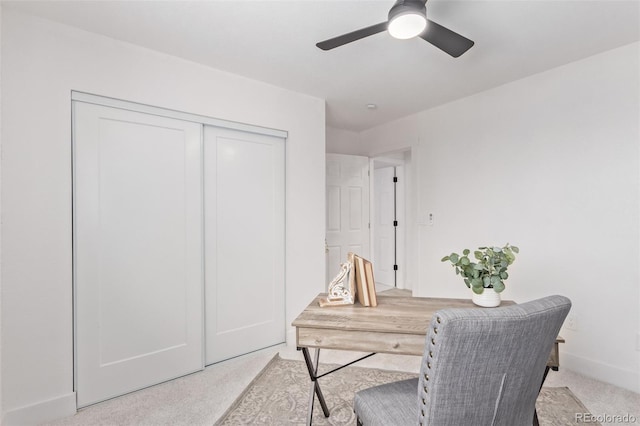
216, 355, 599, 425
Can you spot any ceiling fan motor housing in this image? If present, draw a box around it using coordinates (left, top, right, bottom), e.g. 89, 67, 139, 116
388, 0, 427, 22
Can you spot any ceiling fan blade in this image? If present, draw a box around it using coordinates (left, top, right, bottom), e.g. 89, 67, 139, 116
419, 19, 474, 57
317, 22, 388, 51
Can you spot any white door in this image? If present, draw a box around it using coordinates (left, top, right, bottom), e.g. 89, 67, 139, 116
74, 102, 204, 407
374, 166, 396, 287
204, 126, 285, 364
325, 154, 370, 285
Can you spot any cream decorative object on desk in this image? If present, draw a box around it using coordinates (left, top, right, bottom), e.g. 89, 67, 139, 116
319, 252, 377, 307
319, 252, 357, 307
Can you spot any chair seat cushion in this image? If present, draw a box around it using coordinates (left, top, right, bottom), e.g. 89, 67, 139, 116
354, 378, 418, 426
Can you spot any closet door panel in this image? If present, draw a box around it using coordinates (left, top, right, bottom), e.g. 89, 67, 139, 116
74, 102, 204, 407
205, 126, 285, 364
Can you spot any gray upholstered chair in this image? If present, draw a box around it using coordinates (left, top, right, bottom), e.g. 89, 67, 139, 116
354, 295, 571, 426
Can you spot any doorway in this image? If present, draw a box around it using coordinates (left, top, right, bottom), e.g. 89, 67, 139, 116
324, 150, 409, 292
371, 151, 408, 290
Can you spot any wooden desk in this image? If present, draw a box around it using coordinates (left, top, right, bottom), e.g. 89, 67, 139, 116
294, 294, 507, 356
292, 293, 563, 425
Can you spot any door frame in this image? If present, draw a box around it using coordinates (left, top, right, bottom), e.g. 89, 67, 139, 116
71, 92, 288, 139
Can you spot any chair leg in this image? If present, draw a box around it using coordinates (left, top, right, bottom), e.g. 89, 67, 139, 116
533, 365, 549, 426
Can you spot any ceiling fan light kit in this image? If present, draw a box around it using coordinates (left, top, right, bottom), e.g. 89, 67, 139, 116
387, 0, 427, 40
316, 0, 474, 58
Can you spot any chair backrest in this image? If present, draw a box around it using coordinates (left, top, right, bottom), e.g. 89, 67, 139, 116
418, 295, 571, 426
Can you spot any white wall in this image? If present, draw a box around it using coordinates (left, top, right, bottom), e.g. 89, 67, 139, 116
361, 42, 640, 393
0, 9, 326, 424
0, 4, 4, 421
326, 126, 364, 155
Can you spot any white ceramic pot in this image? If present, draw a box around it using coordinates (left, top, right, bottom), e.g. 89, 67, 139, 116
472, 287, 501, 307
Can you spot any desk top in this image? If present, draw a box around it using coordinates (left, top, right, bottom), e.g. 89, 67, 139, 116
292, 293, 516, 335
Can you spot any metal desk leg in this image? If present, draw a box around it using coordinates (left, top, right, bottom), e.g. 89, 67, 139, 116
300, 347, 330, 425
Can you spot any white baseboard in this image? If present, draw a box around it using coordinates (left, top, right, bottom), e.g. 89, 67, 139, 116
562, 352, 639, 393
2, 392, 76, 426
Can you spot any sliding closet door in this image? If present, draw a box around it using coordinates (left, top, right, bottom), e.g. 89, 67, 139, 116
204, 126, 285, 364
74, 102, 204, 407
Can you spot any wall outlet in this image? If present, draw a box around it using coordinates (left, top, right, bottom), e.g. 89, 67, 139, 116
564, 315, 578, 331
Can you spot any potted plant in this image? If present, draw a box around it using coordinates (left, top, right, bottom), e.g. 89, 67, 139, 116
441, 244, 519, 307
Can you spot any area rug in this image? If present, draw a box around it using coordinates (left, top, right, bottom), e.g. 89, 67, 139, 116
215, 354, 599, 425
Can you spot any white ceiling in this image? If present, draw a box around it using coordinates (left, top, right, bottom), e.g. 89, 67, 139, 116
4, 0, 640, 131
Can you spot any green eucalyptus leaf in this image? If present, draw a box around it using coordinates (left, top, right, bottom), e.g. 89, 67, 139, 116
493, 281, 505, 293
444, 244, 517, 293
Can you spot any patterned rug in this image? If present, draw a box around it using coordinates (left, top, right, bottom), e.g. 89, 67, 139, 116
216, 355, 598, 425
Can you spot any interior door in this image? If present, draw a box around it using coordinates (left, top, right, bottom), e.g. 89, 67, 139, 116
374, 166, 396, 287
73, 102, 204, 407
204, 126, 285, 364
325, 154, 370, 285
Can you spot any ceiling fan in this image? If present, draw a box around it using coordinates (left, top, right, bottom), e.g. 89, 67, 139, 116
316, 0, 474, 58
